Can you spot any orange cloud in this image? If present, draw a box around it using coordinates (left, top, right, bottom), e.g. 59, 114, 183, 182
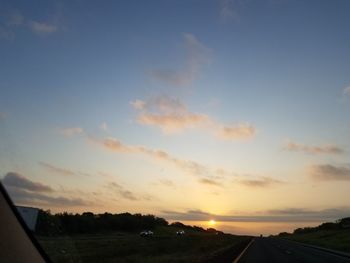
101, 137, 131, 152
92, 136, 216, 178
131, 95, 256, 140
216, 123, 256, 140
131, 95, 209, 133
91, 136, 282, 190
138, 112, 209, 133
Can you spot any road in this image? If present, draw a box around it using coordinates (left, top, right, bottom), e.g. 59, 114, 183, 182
237, 237, 350, 263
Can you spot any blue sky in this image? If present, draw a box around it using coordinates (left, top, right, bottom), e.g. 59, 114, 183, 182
1, 0, 350, 235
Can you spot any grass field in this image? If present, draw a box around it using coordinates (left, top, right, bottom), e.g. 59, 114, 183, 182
285, 228, 350, 253
36, 227, 250, 263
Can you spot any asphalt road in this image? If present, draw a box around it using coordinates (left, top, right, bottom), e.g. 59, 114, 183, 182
237, 237, 350, 263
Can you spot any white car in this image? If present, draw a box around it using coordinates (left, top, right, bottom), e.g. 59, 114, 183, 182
176, 230, 185, 235
140, 230, 154, 237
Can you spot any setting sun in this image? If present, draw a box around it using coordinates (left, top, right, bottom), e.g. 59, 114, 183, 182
209, 220, 216, 226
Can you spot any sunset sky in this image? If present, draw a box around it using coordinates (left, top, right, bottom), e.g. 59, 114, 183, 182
1, 0, 350, 235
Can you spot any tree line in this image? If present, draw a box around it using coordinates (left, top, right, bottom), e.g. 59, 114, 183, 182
278, 217, 350, 236
35, 210, 221, 236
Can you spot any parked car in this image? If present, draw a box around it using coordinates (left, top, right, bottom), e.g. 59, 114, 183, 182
176, 230, 185, 235
140, 230, 154, 237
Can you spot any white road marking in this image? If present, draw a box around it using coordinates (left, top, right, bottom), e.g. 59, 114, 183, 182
233, 238, 255, 263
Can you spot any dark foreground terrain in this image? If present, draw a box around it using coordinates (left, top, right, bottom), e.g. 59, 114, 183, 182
238, 237, 350, 263
37, 227, 250, 263
278, 217, 350, 254
284, 228, 350, 254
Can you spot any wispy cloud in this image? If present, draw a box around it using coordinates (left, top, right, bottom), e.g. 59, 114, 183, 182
284, 141, 344, 155
1, 9, 59, 38
0, 112, 7, 120
39, 162, 76, 176
158, 179, 175, 187
131, 95, 256, 140
198, 178, 223, 187
138, 111, 209, 134
100, 122, 108, 131
216, 123, 256, 140
237, 176, 284, 188
151, 33, 210, 86
131, 95, 209, 134
90, 136, 281, 190
5, 10, 24, 26
161, 207, 350, 223
309, 164, 350, 181
343, 86, 350, 96
92, 136, 210, 177
220, 0, 239, 22
106, 182, 138, 201
0, 26, 14, 39
29, 21, 57, 34
2, 172, 53, 192
59, 127, 84, 137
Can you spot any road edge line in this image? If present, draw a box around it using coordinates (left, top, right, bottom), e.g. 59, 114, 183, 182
232, 238, 255, 263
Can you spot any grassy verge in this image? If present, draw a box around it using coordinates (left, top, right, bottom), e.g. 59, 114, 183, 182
284, 229, 350, 253
36, 227, 250, 263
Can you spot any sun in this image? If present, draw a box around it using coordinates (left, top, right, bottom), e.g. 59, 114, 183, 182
209, 219, 216, 226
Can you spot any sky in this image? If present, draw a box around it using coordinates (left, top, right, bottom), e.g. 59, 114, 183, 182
1, 0, 350, 235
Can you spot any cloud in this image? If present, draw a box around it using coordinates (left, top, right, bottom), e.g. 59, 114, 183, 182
158, 179, 175, 187
92, 136, 280, 190
151, 33, 210, 86
97, 137, 131, 152
131, 95, 256, 139
6, 187, 89, 206
91, 136, 214, 178
238, 176, 284, 187
309, 164, 350, 181
343, 86, 350, 96
131, 95, 209, 134
107, 182, 138, 201
138, 113, 209, 134
39, 162, 76, 176
266, 207, 350, 221
0, 26, 14, 39
198, 178, 222, 187
59, 127, 84, 137
130, 100, 146, 110
5, 11, 24, 26
29, 21, 57, 34
284, 141, 344, 155
0, 112, 7, 120
100, 122, 108, 131
216, 123, 256, 140
1, 9, 59, 38
2, 172, 90, 207
220, 0, 239, 22
2, 172, 53, 192
161, 207, 350, 223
